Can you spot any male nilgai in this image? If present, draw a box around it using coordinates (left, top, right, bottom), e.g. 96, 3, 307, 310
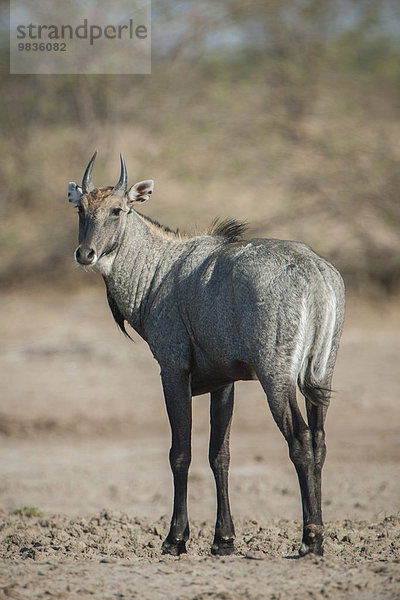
69, 152, 345, 557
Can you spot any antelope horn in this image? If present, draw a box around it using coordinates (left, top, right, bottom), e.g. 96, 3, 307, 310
82, 151, 97, 193
112, 153, 128, 196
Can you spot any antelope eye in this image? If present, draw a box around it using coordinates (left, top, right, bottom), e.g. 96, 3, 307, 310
111, 207, 123, 217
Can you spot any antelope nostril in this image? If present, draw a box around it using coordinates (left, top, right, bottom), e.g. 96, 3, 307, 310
76, 246, 96, 265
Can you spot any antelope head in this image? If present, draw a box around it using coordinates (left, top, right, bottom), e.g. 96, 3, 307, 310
68, 152, 154, 269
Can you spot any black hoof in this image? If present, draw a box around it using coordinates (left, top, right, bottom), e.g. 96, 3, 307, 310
161, 537, 187, 556
299, 524, 324, 557
211, 538, 235, 556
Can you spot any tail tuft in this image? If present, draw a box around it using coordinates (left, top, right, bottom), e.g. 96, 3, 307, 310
298, 370, 331, 407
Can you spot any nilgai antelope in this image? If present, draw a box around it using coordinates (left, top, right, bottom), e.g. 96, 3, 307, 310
68, 152, 345, 557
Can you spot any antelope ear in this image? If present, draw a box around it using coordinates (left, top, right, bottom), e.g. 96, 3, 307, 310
126, 180, 154, 204
68, 182, 83, 204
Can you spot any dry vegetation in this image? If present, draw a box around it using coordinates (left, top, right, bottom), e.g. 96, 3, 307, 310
1, 1, 400, 292
1, 2, 400, 599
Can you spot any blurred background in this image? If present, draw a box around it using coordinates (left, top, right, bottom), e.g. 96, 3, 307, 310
0, 0, 399, 529
1, 0, 400, 294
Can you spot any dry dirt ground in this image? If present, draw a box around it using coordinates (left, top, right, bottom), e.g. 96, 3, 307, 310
0, 285, 399, 599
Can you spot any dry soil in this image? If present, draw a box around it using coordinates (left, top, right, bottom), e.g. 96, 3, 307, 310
0, 287, 399, 599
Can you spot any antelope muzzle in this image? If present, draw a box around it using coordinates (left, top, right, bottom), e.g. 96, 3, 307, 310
75, 245, 97, 266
